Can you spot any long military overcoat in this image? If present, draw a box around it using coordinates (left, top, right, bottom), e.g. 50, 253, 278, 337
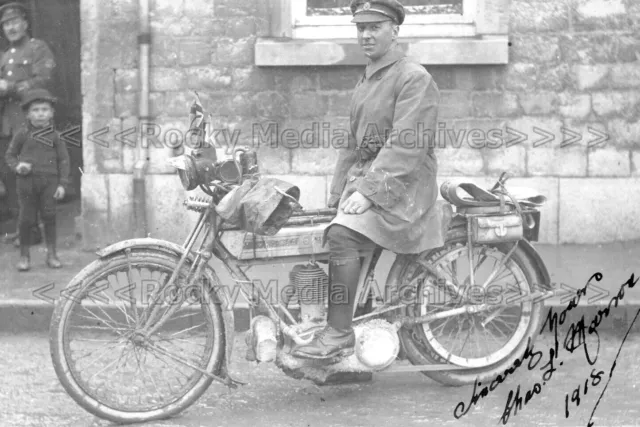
325, 45, 444, 254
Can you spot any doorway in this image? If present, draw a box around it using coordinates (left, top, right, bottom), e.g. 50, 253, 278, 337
0, 0, 82, 243
28, 0, 82, 204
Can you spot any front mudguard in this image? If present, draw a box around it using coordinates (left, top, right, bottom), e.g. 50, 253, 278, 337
96, 238, 236, 380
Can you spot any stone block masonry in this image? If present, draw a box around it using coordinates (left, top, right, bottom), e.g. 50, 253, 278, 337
80, 0, 640, 249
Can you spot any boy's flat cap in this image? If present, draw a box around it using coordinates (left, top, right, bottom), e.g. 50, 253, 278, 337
21, 88, 56, 110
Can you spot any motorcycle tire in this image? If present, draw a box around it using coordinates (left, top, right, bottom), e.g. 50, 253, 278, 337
49, 249, 226, 424
395, 232, 545, 387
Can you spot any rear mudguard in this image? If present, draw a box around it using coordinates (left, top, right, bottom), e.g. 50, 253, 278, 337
96, 238, 236, 380
385, 223, 552, 298
442, 224, 551, 289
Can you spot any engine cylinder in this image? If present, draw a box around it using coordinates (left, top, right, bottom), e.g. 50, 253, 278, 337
289, 263, 328, 322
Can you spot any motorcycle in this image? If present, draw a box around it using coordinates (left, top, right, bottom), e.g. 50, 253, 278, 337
48, 118, 556, 424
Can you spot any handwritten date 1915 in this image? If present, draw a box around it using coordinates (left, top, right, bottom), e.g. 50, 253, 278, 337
565, 369, 604, 418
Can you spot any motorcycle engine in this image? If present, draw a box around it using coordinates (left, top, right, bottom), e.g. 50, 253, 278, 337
276, 318, 401, 383
288, 262, 329, 323
247, 261, 402, 381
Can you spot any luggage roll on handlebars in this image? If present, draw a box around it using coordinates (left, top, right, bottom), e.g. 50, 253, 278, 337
169, 147, 305, 237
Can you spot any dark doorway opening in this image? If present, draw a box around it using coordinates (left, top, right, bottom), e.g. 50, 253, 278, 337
0, 0, 82, 242
28, 0, 82, 202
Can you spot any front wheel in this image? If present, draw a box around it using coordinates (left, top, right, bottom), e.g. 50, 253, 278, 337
49, 249, 226, 424
397, 234, 545, 386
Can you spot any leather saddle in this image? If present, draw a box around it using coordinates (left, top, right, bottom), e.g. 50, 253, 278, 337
440, 180, 547, 214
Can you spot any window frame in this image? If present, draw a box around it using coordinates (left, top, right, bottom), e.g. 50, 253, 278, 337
257, 0, 511, 66
292, 0, 478, 39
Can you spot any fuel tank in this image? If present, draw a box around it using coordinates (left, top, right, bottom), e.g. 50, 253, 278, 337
218, 223, 331, 260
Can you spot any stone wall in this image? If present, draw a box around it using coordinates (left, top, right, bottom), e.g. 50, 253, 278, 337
80, 0, 640, 249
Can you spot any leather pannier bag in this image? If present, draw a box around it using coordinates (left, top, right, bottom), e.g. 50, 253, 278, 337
470, 214, 524, 244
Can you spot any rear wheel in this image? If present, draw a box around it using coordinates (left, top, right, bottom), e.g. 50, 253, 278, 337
397, 234, 544, 386
49, 250, 225, 423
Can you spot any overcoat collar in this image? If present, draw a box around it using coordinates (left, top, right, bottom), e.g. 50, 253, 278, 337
364, 44, 405, 80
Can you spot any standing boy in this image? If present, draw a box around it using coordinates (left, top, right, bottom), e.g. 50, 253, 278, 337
5, 88, 68, 271
0, 2, 56, 243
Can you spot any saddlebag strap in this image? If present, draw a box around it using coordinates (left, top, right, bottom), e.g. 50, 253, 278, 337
457, 205, 513, 215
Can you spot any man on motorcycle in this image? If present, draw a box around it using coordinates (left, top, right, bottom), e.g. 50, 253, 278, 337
292, 0, 443, 360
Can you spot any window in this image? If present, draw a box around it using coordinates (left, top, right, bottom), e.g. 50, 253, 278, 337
257, 0, 510, 66
295, 0, 475, 39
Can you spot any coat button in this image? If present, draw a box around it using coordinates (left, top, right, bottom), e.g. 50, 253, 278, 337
7, 71, 12, 76
10, 48, 15, 53
349, 176, 356, 182
8, 59, 13, 64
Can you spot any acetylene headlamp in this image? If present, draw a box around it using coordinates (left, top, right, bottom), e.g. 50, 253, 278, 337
169, 147, 259, 192
169, 146, 242, 191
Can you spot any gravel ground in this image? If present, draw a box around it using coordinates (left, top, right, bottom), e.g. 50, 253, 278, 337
0, 327, 639, 427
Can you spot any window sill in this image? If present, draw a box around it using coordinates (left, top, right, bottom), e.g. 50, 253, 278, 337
254, 36, 508, 67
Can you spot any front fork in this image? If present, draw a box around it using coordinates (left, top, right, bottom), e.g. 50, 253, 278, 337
137, 203, 297, 342
137, 203, 215, 337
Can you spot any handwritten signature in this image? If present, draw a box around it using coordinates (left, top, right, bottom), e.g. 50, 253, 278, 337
452, 272, 638, 425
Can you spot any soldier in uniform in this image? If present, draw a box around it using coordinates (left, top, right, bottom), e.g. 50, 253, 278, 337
0, 2, 56, 244
292, 0, 443, 360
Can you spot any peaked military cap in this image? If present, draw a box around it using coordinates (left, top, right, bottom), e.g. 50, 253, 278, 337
21, 88, 56, 110
350, 0, 405, 25
0, 2, 28, 24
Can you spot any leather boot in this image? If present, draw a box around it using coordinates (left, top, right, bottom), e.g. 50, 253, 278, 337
17, 223, 30, 271
291, 257, 361, 360
44, 220, 61, 268
46, 245, 62, 268
291, 325, 355, 360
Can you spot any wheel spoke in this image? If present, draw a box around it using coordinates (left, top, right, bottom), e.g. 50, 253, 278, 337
491, 315, 518, 333
56, 255, 221, 416
79, 305, 128, 337
168, 322, 207, 338
472, 247, 489, 275
160, 336, 207, 348
131, 346, 162, 399
408, 241, 534, 369
457, 321, 472, 357
145, 346, 193, 381
84, 342, 129, 377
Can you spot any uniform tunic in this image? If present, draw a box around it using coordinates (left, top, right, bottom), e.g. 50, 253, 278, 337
325, 46, 444, 254
0, 36, 56, 138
